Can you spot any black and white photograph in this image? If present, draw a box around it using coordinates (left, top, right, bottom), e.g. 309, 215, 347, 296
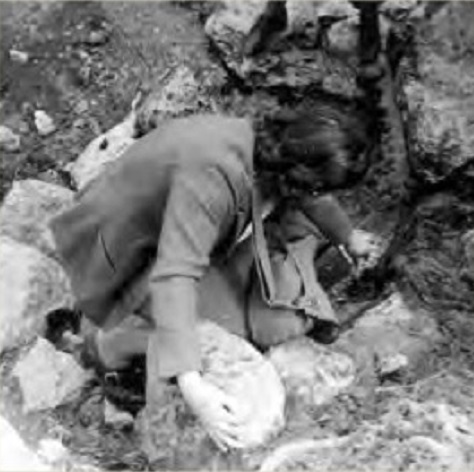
0, 0, 473, 470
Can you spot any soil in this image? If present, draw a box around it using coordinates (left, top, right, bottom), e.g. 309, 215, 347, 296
0, 1, 473, 471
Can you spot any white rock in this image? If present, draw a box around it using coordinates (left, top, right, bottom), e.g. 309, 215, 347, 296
268, 337, 355, 407
34, 110, 56, 136
376, 352, 409, 376
104, 399, 134, 429
199, 321, 286, 447
37, 438, 68, 464
0, 179, 74, 258
70, 103, 137, 190
13, 338, 93, 412
0, 416, 51, 471
0, 236, 74, 353
0, 125, 21, 151
140, 320, 285, 455
9, 49, 29, 64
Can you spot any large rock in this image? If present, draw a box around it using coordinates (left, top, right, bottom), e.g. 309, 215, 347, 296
0, 237, 74, 353
0, 416, 50, 471
268, 337, 355, 408
334, 292, 441, 378
69, 103, 137, 190
135, 65, 219, 136
0, 179, 74, 258
205, 0, 361, 98
13, 338, 93, 412
138, 320, 285, 460
399, 1, 474, 183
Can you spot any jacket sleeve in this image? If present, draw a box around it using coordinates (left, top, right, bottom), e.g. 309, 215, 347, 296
298, 194, 353, 247
148, 166, 236, 379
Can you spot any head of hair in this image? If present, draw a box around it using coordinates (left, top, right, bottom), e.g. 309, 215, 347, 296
255, 103, 369, 197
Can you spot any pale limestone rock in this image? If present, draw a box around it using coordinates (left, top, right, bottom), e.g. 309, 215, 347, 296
0, 416, 51, 471
37, 439, 69, 465
268, 337, 355, 407
0, 125, 21, 151
205, 0, 360, 98
400, 1, 474, 183
70, 104, 137, 190
34, 110, 56, 136
335, 292, 441, 376
0, 237, 74, 353
13, 338, 93, 412
0, 179, 73, 258
9, 49, 29, 64
104, 399, 134, 430
139, 320, 285, 458
136, 66, 218, 135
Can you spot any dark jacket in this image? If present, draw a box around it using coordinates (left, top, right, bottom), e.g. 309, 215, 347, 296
50, 114, 352, 378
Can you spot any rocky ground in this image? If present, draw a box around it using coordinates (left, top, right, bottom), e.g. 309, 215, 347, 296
0, 1, 473, 471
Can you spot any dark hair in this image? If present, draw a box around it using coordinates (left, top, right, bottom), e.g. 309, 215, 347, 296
255, 103, 369, 195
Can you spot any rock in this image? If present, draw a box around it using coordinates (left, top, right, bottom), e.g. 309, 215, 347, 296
0, 125, 21, 151
13, 338, 93, 412
268, 338, 355, 408
74, 99, 89, 115
399, 1, 474, 183
380, 0, 421, 21
104, 399, 134, 430
0, 237, 74, 353
0, 179, 74, 258
138, 320, 285, 458
9, 49, 29, 64
334, 292, 441, 377
135, 66, 218, 136
205, 0, 360, 98
86, 30, 109, 46
34, 110, 56, 136
70, 103, 137, 190
375, 352, 409, 378
0, 416, 51, 471
37, 439, 69, 465
462, 229, 474, 275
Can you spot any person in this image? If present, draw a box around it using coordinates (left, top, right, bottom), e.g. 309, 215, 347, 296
49, 105, 377, 452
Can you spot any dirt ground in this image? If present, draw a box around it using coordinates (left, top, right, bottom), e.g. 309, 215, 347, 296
1, 1, 474, 471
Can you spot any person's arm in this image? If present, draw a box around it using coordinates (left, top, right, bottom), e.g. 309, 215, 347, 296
149, 167, 235, 378
299, 193, 354, 248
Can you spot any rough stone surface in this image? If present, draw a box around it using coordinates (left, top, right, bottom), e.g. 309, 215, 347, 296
0, 236, 74, 353
0, 125, 21, 151
138, 320, 285, 457
268, 337, 355, 407
0, 179, 74, 258
335, 292, 441, 377
463, 229, 474, 275
13, 338, 93, 412
69, 107, 137, 190
400, 1, 474, 183
34, 110, 56, 136
135, 65, 219, 135
258, 399, 474, 470
0, 416, 51, 471
104, 399, 134, 430
205, 0, 361, 98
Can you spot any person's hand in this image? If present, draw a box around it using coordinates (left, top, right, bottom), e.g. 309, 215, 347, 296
346, 229, 380, 269
177, 371, 246, 451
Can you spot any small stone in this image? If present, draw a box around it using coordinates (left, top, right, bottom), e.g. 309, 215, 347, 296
104, 399, 134, 430
74, 99, 89, 115
9, 49, 29, 64
0, 416, 51, 471
268, 337, 355, 407
87, 30, 109, 45
376, 352, 409, 377
0, 236, 74, 353
0, 125, 21, 151
0, 179, 74, 258
13, 338, 93, 412
34, 110, 56, 136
